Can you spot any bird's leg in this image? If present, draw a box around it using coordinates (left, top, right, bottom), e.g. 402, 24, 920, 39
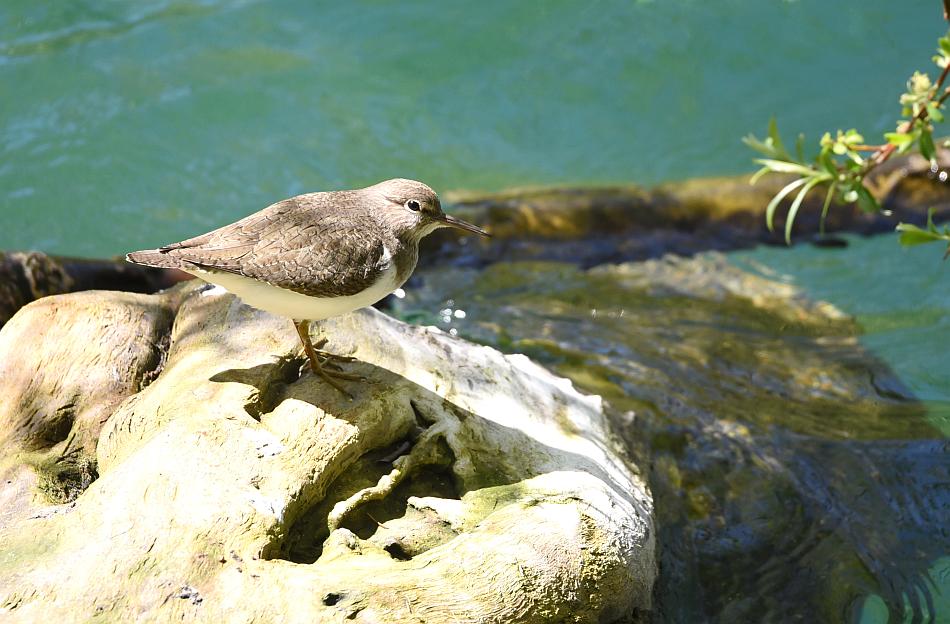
293, 320, 362, 397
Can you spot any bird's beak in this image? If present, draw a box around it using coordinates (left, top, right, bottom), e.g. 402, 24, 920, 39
438, 213, 490, 237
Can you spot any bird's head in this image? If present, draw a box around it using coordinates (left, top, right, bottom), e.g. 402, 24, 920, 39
369, 178, 489, 241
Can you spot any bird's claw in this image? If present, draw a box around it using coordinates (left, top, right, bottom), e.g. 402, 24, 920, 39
311, 337, 356, 362
308, 364, 355, 399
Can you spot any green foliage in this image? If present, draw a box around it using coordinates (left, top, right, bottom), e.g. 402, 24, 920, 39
897, 208, 950, 258
744, 30, 950, 249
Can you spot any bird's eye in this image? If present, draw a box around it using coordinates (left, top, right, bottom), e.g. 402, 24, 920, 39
405, 199, 421, 212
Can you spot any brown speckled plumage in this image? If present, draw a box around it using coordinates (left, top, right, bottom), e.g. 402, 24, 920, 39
127, 179, 441, 297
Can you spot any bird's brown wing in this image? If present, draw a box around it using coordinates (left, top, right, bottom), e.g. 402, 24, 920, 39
128, 194, 388, 298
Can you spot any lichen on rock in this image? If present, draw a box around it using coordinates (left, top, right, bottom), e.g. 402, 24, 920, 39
0, 282, 655, 623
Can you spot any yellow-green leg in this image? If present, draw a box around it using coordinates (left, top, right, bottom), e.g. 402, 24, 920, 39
293, 320, 362, 398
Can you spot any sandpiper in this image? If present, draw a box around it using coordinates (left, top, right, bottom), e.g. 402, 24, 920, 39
126, 178, 488, 395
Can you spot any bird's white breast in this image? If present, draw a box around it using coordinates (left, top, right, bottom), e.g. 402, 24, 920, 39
186, 250, 401, 321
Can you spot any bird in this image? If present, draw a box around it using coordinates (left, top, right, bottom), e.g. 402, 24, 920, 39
126, 178, 489, 396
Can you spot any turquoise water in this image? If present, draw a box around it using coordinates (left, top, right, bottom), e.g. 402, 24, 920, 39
3, 1, 949, 622
0, 0, 943, 257
736, 236, 950, 623
736, 235, 950, 437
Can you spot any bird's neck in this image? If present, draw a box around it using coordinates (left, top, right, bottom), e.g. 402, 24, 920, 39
391, 232, 420, 286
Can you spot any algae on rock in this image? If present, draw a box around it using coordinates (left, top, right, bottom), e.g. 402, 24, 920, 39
393, 251, 943, 622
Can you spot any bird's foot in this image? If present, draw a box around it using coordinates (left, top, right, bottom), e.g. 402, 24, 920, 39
318, 367, 365, 382
306, 359, 367, 400
294, 320, 364, 399
310, 363, 354, 399
320, 358, 346, 372
310, 337, 356, 362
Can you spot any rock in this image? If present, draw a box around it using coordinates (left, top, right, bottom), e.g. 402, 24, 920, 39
0, 251, 183, 329
421, 152, 950, 268
0, 283, 654, 623
392, 252, 944, 622
0, 289, 180, 513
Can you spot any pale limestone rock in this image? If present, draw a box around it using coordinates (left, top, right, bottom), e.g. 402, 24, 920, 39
0, 283, 654, 623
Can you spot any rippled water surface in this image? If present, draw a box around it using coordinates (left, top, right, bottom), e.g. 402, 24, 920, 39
733, 236, 950, 623
0, 0, 941, 256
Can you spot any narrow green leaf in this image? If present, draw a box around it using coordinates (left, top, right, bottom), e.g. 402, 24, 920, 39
768, 117, 790, 160
920, 128, 937, 161
926, 206, 938, 232
855, 185, 880, 213
742, 134, 779, 157
754, 159, 821, 177
785, 178, 822, 244
765, 177, 808, 233
884, 132, 914, 146
795, 133, 805, 162
819, 149, 838, 176
896, 223, 947, 246
749, 166, 772, 185
927, 102, 945, 123
768, 117, 779, 141
819, 182, 836, 236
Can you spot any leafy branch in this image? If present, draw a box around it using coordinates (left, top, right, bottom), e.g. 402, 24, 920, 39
744, 30, 950, 255
897, 207, 950, 258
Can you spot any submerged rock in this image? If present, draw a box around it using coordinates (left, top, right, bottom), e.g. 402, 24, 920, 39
423, 153, 950, 268
0, 284, 654, 623
394, 252, 945, 622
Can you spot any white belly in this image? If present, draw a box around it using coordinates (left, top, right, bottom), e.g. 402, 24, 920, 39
186, 265, 401, 321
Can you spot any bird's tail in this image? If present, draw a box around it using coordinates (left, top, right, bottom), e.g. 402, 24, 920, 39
125, 249, 185, 269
